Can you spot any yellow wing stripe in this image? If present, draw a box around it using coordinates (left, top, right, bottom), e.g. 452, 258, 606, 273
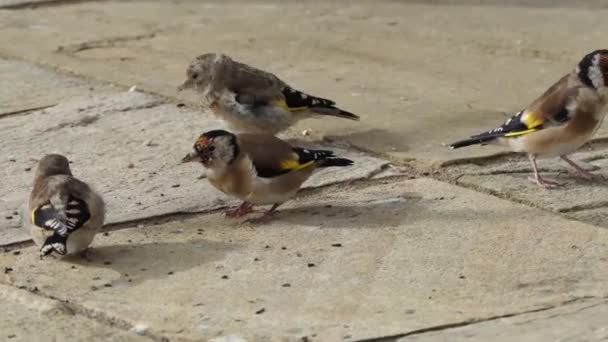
521, 111, 543, 129
280, 159, 315, 171
271, 99, 308, 112
504, 128, 540, 137
30, 210, 36, 227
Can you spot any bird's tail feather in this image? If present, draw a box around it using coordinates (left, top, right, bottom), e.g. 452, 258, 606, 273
311, 107, 360, 121
449, 134, 501, 149
40, 234, 68, 256
319, 158, 354, 167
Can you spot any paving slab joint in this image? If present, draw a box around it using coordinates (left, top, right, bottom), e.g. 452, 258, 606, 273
2, 281, 167, 341
354, 296, 599, 342
0, 0, 108, 10
56, 32, 159, 54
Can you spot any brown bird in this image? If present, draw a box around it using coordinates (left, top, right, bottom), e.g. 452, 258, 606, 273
178, 53, 359, 134
450, 49, 608, 188
182, 130, 354, 221
28, 154, 105, 257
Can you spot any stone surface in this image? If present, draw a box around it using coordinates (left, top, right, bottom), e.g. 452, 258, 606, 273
0, 91, 389, 246
0, 283, 149, 341
2, 178, 607, 341
0, 59, 115, 116
399, 299, 608, 342
452, 146, 608, 228
3, 1, 608, 164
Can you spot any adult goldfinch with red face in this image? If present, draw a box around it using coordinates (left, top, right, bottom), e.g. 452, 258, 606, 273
182, 130, 353, 222
178, 53, 359, 135
450, 49, 608, 188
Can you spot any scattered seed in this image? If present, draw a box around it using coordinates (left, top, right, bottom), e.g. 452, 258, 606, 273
103, 261, 112, 265
307, 263, 316, 268
92, 277, 101, 280
254, 257, 260, 262
282, 283, 291, 287
127, 163, 135, 169
103, 283, 112, 288
331, 243, 343, 247
102, 232, 109, 236
160, 193, 165, 197
168, 271, 174, 275
24, 167, 31, 172
71, 266, 77, 269
12, 251, 20, 256
296, 252, 302, 257
281, 246, 287, 250
171, 184, 180, 188
9, 158, 16, 162
459, 275, 466, 279
5, 216, 12, 220
221, 275, 229, 279
12, 211, 18, 216
90, 286, 98, 291
7, 334, 16, 339
255, 308, 266, 315
4, 267, 13, 274
264, 245, 271, 249
140, 268, 147, 272
177, 103, 185, 108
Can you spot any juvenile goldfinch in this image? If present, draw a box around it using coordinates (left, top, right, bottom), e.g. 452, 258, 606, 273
28, 154, 105, 257
182, 130, 354, 221
178, 53, 359, 134
450, 49, 608, 188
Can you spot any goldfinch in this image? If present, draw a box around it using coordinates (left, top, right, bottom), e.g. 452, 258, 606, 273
450, 49, 608, 188
177, 53, 359, 134
182, 130, 354, 221
28, 154, 105, 257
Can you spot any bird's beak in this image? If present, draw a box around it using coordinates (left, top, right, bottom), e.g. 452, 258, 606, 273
177, 79, 193, 92
181, 150, 200, 163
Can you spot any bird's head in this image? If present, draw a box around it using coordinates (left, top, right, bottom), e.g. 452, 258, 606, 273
35, 154, 73, 179
177, 53, 226, 92
577, 49, 608, 89
182, 130, 240, 168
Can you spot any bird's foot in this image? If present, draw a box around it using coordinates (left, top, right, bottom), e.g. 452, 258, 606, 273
528, 175, 561, 189
245, 212, 276, 225
79, 248, 93, 262
569, 168, 606, 181
225, 202, 254, 218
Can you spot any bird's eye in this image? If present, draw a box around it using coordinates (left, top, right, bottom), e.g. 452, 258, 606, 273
192, 73, 198, 79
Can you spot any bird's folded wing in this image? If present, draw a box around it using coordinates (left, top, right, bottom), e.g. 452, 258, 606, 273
32, 196, 90, 236
238, 134, 318, 178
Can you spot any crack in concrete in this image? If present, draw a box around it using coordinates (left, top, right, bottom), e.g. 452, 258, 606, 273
558, 201, 608, 213
354, 296, 598, 342
0, 0, 108, 10
1, 282, 167, 341
56, 32, 158, 54
0, 104, 55, 119
510, 300, 607, 326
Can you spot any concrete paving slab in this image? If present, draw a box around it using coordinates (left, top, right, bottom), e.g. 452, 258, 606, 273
399, 298, 608, 342
2, 178, 607, 341
0, 91, 389, 246
2, 1, 608, 164
452, 146, 608, 228
0, 283, 150, 342
0, 59, 115, 116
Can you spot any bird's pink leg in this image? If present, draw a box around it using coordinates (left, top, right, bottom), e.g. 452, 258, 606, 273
561, 156, 605, 181
527, 155, 561, 188
225, 202, 254, 218
246, 203, 281, 224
